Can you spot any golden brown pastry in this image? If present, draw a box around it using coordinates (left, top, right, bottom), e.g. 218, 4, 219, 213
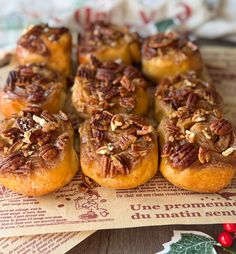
154, 72, 223, 123
156, 73, 235, 192
142, 33, 203, 81
72, 57, 149, 119
79, 111, 158, 189
158, 117, 236, 193
0, 64, 66, 118
0, 107, 79, 196
77, 21, 140, 64
16, 24, 72, 77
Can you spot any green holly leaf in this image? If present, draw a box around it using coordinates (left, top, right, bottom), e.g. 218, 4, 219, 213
166, 233, 218, 254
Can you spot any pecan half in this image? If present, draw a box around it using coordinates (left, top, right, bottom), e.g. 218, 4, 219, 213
129, 142, 148, 157
111, 154, 130, 176
210, 119, 232, 136
4, 70, 19, 91
39, 144, 59, 161
186, 93, 198, 111
119, 134, 137, 150
100, 155, 111, 178
169, 142, 198, 169
0, 152, 25, 173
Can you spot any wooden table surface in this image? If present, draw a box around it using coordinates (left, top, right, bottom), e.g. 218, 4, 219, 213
68, 224, 236, 254
68, 39, 236, 254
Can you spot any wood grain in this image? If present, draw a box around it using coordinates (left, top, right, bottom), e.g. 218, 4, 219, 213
68, 224, 236, 254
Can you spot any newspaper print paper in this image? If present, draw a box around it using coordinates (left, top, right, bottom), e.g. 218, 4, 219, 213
0, 46, 235, 238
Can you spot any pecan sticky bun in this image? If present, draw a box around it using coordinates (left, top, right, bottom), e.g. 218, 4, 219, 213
77, 21, 141, 64
0, 107, 79, 196
72, 57, 149, 119
156, 74, 236, 192
0, 64, 66, 118
154, 72, 223, 123
16, 24, 72, 77
79, 111, 158, 189
141, 33, 203, 81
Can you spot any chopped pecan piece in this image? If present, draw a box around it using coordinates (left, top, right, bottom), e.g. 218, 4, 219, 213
26, 84, 45, 103
111, 115, 123, 131
41, 111, 56, 123
186, 93, 198, 111
123, 66, 141, 79
119, 86, 130, 97
59, 111, 69, 121
38, 132, 52, 146
77, 68, 95, 79
120, 76, 135, 92
161, 141, 173, 157
55, 133, 69, 150
210, 119, 232, 136
2, 127, 22, 141
185, 130, 195, 143
119, 134, 137, 150
222, 147, 236, 156
166, 123, 180, 134
119, 96, 136, 109
91, 111, 113, 131
137, 126, 153, 136
169, 142, 198, 169
95, 68, 116, 81
198, 147, 211, 163
90, 56, 101, 68
29, 129, 42, 143
91, 128, 104, 144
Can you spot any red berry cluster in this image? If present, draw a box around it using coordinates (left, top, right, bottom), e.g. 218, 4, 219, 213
218, 224, 236, 247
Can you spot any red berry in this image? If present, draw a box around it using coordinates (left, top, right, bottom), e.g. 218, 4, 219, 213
223, 223, 236, 233
218, 231, 234, 247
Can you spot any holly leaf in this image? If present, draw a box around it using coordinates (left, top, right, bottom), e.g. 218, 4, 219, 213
166, 233, 218, 254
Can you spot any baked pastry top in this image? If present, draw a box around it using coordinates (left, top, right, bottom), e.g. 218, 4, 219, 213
155, 72, 222, 122
142, 33, 200, 61
16, 24, 72, 77
0, 107, 79, 196
72, 57, 148, 118
0, 107, 71, 174
77, 21, 140, 64
141, 33, 203, 81
79, 111, 158, 188
0, 64, 66, 117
